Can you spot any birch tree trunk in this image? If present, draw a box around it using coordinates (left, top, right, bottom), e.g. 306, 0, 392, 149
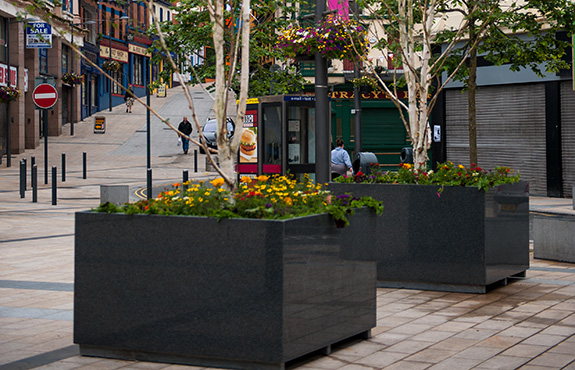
399, 0, 434, 170
208, 0, 250, 190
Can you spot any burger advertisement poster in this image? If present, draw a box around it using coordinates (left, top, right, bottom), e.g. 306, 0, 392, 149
240, 108, 257, 164
240, 128, 257, 162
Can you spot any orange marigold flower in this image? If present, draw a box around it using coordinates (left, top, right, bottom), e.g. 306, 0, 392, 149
210, 178, 225, 187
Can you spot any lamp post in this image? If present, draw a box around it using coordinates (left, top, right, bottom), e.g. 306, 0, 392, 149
105, 15, 129, 112
4, 16, 39, 167
315, 1, 330, 184
70, 20, 95, 135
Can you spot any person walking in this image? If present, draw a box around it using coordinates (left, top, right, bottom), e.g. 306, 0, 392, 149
124, 88, 134, 113
331, 138, 353, 179
177, 116, 193, 154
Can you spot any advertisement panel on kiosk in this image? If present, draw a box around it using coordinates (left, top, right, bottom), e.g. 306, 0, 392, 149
237, 98, 259, 175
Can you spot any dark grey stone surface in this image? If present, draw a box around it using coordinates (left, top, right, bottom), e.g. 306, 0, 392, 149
328, 182, 530, 293
533, 214, 575, 263
74, 209, 377, 369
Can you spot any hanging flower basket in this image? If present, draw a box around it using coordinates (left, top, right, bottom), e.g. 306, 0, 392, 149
102, 60, 121, 72
351, 76, 379, 90
62, 72, 83, 85
0, 85, 21, 103
277, 15, 368, 61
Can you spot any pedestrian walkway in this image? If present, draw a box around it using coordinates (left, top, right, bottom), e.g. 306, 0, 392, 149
0, 87, 574, 370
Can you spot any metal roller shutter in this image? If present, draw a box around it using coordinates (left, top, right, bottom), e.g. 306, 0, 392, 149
561, 81, 575, 198
445, 84, 547, 196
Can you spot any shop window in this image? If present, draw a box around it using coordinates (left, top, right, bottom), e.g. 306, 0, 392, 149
0, 18, 6, 63
111, 68, 123, 95
133, 55, 143, 85
39, 48, 48, 74
62, 45, 69, 73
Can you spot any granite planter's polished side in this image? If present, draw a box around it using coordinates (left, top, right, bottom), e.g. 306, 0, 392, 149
328, 182, 530, 293
74, 209, 377, 370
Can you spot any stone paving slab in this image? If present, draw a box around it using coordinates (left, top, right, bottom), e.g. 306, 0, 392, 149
1, 86, 574, 369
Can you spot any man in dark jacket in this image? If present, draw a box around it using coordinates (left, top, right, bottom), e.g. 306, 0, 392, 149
177, 116, 193, 154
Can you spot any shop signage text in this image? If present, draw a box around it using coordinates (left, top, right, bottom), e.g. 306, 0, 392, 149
0, 64, 17, 88
99, 45, 129, 63
128, 44, 151, 57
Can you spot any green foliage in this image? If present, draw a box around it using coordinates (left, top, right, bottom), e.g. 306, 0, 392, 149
148, 0, 307, 97
335, 161, 521, 192
437, 0, 575, 86
94, 174, 383, 227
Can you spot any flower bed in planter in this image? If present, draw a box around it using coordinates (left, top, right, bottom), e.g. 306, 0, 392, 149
328, 181, 530, 293
74, 208, 377, 369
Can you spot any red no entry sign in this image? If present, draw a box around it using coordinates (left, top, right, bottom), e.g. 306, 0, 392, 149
33, 83, 58, 109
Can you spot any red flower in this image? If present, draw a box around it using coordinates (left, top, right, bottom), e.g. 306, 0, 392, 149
356, 171, 364, 177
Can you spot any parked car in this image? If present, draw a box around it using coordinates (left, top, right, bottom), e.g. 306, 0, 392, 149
200, 118, 235, 154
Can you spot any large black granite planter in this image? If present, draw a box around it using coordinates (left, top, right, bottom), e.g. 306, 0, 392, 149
74, 209, 377, 370
328, 182, 530, 293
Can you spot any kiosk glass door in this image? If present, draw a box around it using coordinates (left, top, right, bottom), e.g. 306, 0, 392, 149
287, 105, 316, 175
262, 103, 282, 174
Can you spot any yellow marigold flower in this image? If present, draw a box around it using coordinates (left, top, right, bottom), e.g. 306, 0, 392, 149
198, 197, 204, 203
458, 165, 465, 169
284, 197, 293, 206
240, 176, 252, 183
257, 175, 269, 182
211, 178, 225, 187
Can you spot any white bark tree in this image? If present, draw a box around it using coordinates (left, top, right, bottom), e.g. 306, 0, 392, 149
25, 0, 252, 191
153, 0, 251, 190
362, 0, 487, 169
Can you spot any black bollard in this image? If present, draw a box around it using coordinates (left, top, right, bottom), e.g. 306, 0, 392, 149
32, 164, 37, 203
52, 166, 57, 205
194, 149, 198, 172
62, 153, 66, 182
19, 160, 25, 198
22, 158, 27, 189
83, 152, 87, 179
30, 157, 35, 184
147, 168, 152, 200
183, 170, 189, 190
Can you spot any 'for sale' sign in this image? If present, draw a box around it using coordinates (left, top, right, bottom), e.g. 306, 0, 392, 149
26, 22, 52, 49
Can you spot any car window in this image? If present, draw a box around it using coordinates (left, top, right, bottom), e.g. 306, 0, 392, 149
204, 121, 217, 131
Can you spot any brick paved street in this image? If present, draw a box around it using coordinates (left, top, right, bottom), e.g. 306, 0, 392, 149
1, 86, 574, 370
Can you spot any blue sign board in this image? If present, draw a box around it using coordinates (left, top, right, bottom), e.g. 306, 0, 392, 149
26, 22, 52, 48
284, 95, 315, 102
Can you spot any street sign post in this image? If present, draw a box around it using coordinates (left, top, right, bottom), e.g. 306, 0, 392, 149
33, 83, 58, 109
33, 82, 58, 185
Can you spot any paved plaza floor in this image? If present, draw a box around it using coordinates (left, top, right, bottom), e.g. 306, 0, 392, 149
1, 87, 574, 369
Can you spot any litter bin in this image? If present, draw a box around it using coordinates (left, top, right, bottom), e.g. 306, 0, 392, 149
400, 147, 413, 164
353, 152, 379, 175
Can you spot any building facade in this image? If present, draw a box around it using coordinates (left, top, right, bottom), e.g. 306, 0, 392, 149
0, 0, 160, 165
